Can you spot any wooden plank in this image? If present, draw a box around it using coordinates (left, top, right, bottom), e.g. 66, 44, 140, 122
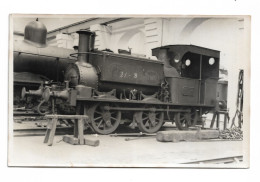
210, 113, 217, 128
43, 119, 51, 143
84, 138, 100, 147
78, 119, 84, 145
47, 118, 58, 146
63, 135, 79, 145
216, 113, 220, 129
198, 130, 220, 140
156, 129, 220, 143
62, 135, 99, 146
44, 129, 50, 143
73, 120, 78, 138
43, 129, 51, 143
224, 114, 227, 130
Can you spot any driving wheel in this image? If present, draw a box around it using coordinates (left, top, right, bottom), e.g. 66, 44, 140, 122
136, 108, 164, 133
175, 109, 198, 130
88, 103, 121, 134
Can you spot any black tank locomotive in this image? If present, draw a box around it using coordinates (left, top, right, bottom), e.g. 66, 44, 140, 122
18, 20, 222, 134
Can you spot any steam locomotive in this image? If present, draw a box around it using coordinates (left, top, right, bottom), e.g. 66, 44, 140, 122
15, 20, 224, 134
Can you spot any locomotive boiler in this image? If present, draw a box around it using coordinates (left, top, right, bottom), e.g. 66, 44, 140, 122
19, 20, 223, 134
64, 30, 164, 96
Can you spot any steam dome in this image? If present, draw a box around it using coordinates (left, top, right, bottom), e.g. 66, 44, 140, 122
24, 20, 47, 47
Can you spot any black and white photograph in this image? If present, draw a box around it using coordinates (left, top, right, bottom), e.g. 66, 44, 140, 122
8, 15, 250, 168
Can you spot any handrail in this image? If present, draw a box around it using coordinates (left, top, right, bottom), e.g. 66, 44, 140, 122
70, 51, 163, 64
70, 51, 104, 58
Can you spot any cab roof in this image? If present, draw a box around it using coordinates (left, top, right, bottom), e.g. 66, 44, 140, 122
152, 44, 220, 59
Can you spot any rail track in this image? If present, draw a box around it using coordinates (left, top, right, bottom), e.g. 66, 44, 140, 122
14, 127, 73, 137
181, 155, 243, 164
13, 112, 41, 117
13, 109, 74, 137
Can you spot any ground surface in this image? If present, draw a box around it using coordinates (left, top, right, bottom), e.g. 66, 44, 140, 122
9, 135, 244, 167
9, 118, 247, 167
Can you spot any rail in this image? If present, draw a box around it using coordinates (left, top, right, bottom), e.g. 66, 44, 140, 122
14, 127, 73, 137
181, 155, 243, 164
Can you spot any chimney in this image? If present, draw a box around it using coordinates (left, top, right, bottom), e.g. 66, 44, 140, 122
76, 30, 95, 63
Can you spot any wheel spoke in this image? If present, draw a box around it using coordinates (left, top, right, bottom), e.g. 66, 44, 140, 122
111, 116, 117, 121
142, 117, 148, 121
94, 116, 102, 121
95, 111, 102, 115
149, 122, 152, 129
97, 119, 104, 128
144, 119, 149, 127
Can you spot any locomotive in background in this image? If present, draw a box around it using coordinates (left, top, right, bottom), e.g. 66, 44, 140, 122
15, 20, 227, 134
13, 20, 77, 108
